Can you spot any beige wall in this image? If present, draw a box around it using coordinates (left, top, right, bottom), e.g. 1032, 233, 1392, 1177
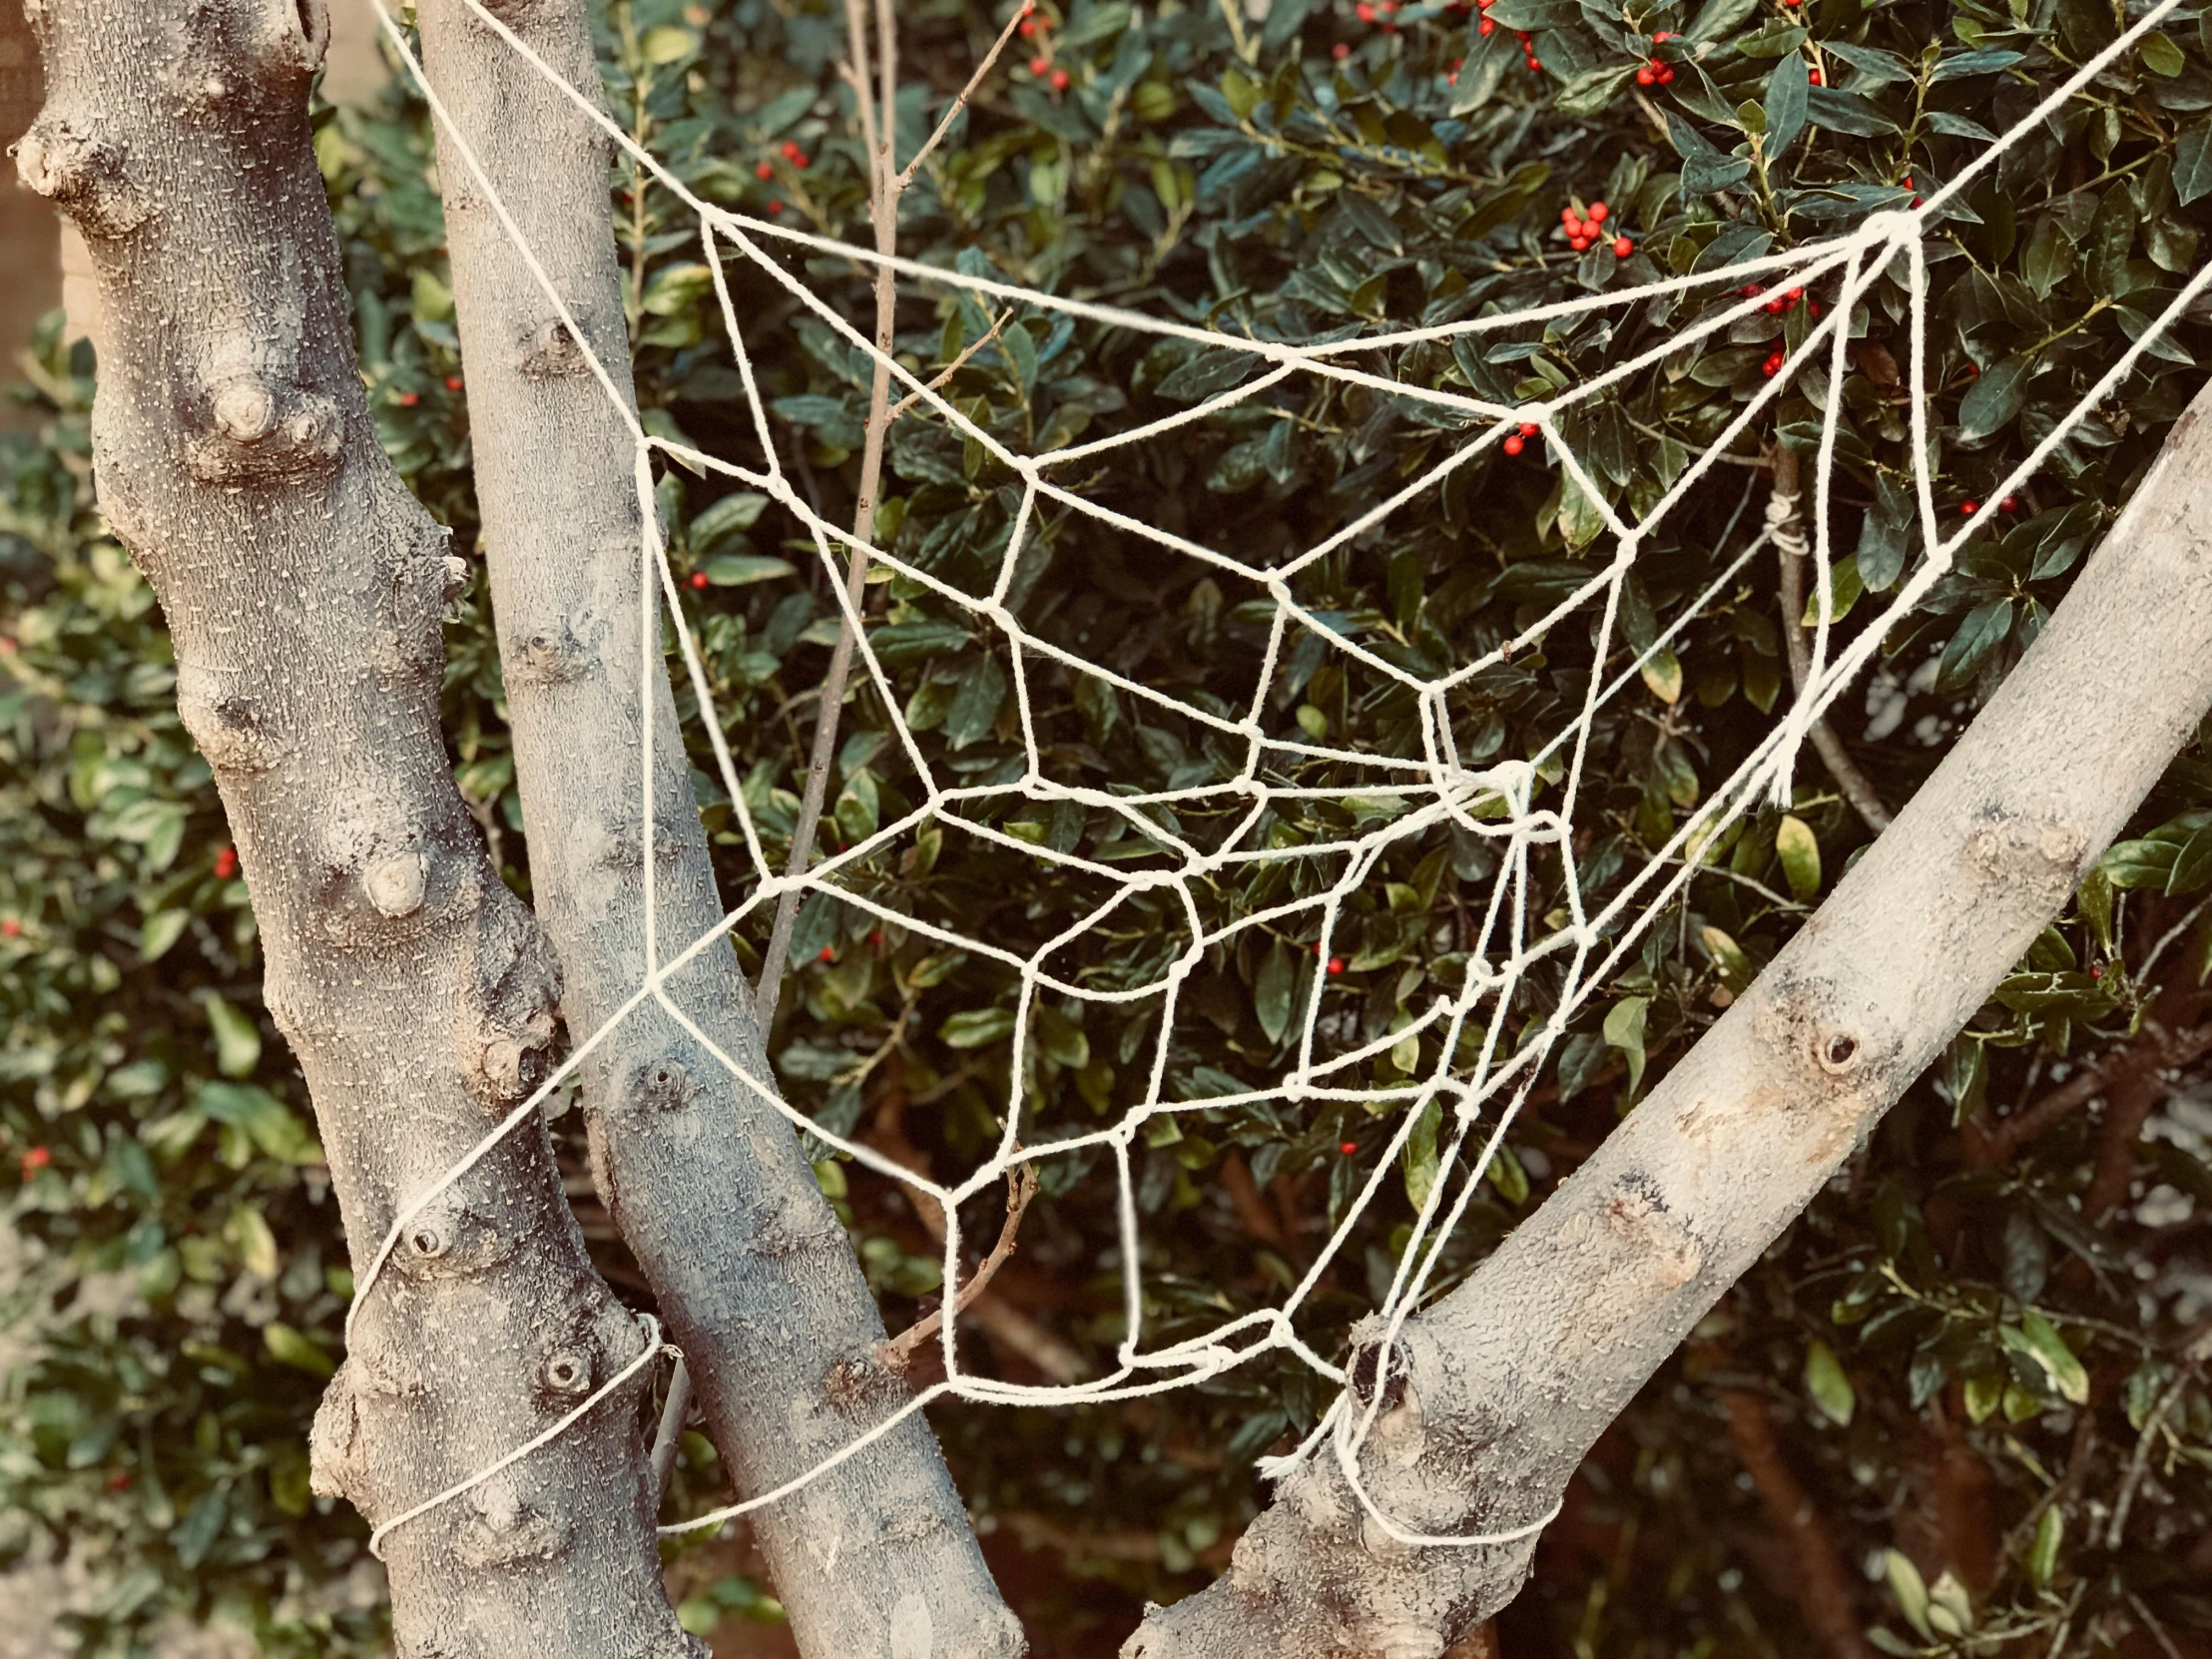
1, 0, 391, 396
1, 0, 59, 424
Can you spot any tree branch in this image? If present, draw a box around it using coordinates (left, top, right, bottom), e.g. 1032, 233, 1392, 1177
1123, 382, 2212, 1658
1771, 447, 1894, 835
754, 0, 1022, 1036
878, 1162, 1039, 1373
1721, 1390, 1873, 1659
20, 5, 687, 1653
410, 2, 1018, 1652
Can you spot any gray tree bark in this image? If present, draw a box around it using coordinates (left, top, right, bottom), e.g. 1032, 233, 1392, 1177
1124, 387, 2212, 1659
15, 4, 695, 1656
408, 4, 1021, 1655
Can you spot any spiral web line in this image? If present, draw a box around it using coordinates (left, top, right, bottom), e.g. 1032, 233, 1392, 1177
338, 0, 2203, 1553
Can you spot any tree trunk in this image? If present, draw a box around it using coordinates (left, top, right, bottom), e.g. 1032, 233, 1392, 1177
16, 4, 693, 1656
1123, 384, 2212, 1659
407, 3, 1020, 1654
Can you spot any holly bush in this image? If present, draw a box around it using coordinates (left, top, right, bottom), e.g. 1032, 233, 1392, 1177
7, 0, 2212, 1653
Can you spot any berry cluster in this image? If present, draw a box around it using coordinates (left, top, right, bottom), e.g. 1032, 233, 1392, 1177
1501, 419, 1540, 457
214, 844, 239, 880
1024, 7, 1071, 92
1560, 201, 1633, 259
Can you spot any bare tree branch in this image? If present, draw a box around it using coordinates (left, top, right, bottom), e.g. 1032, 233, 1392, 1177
20, 6, 688, 1653
1124, 383, 2212, 1658
412, 1, 1019, 1651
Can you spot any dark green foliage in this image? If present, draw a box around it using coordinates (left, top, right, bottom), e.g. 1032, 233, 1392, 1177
6, 0, 2212, 1653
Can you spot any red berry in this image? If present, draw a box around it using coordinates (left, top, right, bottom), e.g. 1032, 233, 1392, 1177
792, 152, 809, 171
689, 570, 710, 590
818, 946, 836, 963
1029, 53, 1049, 72
1809, 67, 1823, 84
1570, 235, 1590, 251
1636, 65, 1655, 85
1960, 500, 1978, 515
1340, 1140, 1360, 1156
767, 201, 784, 214
0, 918, 18, 937
396, 391, 419, 406
1652, 28, 1673, 40
20, 1147, 49, 1173
1519, 420, 1539, 436
214, 846, 239, 879
1503, 433, 1525, 456
1356, 0, 1374, 17
757, 161, 774, 179
1335, 37, 1354, 51
1762, 352, 1784, 376
1560, 207, 1579, 226
444, 375, 463, 392
1050, 68, 1070, 91
1613, 236, 1633, 258
1657, 63, 1674, 81
1327, 956, 1346, 975
1588, 202, 1608, 224
1765, 297, 1786, 314
1527, 57, 1542, 70
1020, 17, 1037, 34
2001, 495, 2019, 512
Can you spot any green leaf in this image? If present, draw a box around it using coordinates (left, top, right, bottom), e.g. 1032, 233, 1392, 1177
2021, 216, 2074, 299
1804, 1339, 1856, 1425
2101, 836, 2180, 889
1962, 1372, 2003, 1422
1641, 647, 1684, 706
1764, 57, 1809, 158
1886, 1549, 1933, 1640
2026, 1505, 2063, 1587
690, 490, 771, 546
943, 654, 1009, 750
2085, 188, 2136, 296
1485, 1142, 1530, 1205
197, 1081, 323, 1165
1956, 356, 2030, 441
1935, 598, 2013, 690
2077, 864, 2115, 948
940, 1008, 1017, 1049
2169, 823, 2212, 893
1687, 0, 1760, 42
228, 1204, 278, 1279
263, 1323, 335, 1379
140, 909, 191, 961
704, 554, 797, 587
1701, 924, 1754, 993
1255, 941, 1298, 1044
640, 24, 701, 63
2177, 123, 2212, 206
1798, 554, 1863, 627
1556, 65, 1636, 117
2141, 30, 2187, 76
1602, 996, 1648, 1099
1400, 1101, 1441, 1210
1775, 815, 1822, 898
202, 993, 262, 1079
2007, 1310, 2090, 1404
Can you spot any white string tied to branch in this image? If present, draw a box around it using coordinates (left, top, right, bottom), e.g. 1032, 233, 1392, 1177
342, 0, 2204, 1557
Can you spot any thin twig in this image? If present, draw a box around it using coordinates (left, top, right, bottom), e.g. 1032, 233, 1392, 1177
755, 3, 1027, 1035
2105, 1372, 2186, 1549
896, 2, 1033, 193
649, 1354, 694, 1501
886, 307, 1015, 421
1771, 447, 1895, 834
877, 1162, 1039, 1372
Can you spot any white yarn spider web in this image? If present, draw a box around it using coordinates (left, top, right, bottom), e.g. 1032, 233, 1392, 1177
342, 0, 2206, 1557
